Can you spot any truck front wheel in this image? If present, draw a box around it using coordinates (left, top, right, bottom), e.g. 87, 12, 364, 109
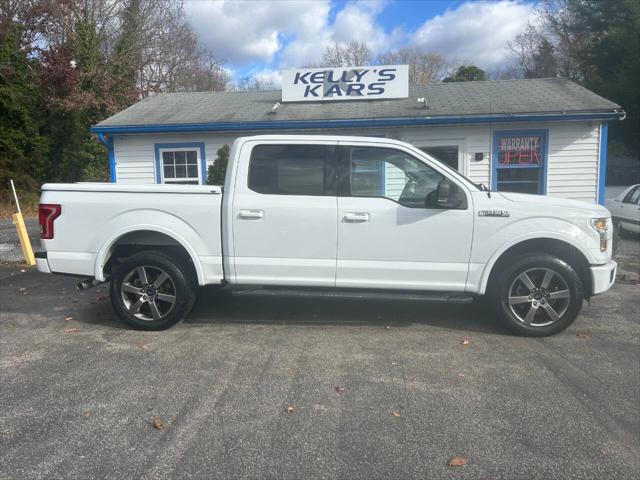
110, 251, 196, 330
490, 254, 584, 336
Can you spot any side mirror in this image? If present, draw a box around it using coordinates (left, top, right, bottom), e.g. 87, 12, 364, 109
426, 178, 464, 209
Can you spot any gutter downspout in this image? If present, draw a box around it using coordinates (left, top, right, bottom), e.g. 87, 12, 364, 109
598, 123, 608, 206
96, 133, 116, 183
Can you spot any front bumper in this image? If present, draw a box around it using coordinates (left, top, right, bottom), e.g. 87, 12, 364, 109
35, 251, 51, 274
591, 260, 617, 295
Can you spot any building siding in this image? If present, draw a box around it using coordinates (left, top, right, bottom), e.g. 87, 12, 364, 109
113, 120, 601, 202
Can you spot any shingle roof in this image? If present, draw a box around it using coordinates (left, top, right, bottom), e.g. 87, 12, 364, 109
96, 77, 621, 128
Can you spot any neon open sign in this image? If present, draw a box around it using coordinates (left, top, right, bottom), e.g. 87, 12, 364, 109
498, 136, 543, 165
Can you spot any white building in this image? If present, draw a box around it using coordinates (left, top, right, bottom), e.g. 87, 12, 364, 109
92, 73, 624, 204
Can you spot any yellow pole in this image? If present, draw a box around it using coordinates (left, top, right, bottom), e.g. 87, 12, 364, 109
10, 180, 36, 266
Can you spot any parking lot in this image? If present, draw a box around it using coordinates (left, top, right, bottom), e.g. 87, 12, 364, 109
1, 245, 639, 479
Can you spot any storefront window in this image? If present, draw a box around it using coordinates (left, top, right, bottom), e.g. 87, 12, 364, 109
420, 146, 459, 171
493, 131, 547, 195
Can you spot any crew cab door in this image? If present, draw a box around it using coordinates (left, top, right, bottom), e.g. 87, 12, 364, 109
229, 141, 338, 286
336, 144, 474, 291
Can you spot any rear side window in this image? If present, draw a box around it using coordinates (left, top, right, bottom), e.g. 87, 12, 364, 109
248, 144, 336, 195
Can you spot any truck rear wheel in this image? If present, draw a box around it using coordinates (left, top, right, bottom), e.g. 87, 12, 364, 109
110, 251, 196, 330
490, 254, 584, 336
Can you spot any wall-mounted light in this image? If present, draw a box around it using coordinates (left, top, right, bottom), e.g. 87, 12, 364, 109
270, 102, 281, 114
416, 97, 428, 109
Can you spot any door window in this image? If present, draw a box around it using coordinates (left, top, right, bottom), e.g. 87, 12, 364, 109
343, 146, 445, 208
493, 131, 547, 194
248, 144, 336, 195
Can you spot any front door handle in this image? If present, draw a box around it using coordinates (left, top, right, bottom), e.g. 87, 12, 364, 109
238, 209, 264, 219
343, 212, 370, 223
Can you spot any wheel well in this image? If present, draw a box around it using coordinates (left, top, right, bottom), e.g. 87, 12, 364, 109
486, 238, 593, 297
103, 230, 198, 284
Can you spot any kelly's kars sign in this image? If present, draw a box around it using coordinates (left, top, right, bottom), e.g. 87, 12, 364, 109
281, 65, 409, 102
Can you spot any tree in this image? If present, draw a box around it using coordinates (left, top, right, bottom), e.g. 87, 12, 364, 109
320, 40, 372, 67
207, 145, 229, 185
377, 47, 448, 84
509, 26, 558, 78
443, 65, 486, 82
0, 21, 48, 192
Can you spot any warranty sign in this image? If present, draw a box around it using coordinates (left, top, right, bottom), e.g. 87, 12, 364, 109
281, 65, 409, 102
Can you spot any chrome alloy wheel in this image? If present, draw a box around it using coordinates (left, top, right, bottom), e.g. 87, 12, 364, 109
120, 265, 176, 321
508, 267, 571, 327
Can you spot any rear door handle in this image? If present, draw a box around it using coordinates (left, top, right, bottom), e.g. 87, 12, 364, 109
238, 209, 264, 219
343, 212, 370, 223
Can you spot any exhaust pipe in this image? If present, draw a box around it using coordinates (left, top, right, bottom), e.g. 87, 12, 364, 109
77, 278, 103, 291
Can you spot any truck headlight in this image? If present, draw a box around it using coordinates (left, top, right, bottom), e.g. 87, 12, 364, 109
591, 218, 609, 252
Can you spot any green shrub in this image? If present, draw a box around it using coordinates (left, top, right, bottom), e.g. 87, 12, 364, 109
207, 144, 230, 185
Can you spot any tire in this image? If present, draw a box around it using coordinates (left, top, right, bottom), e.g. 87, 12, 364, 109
109, 251, 196, 330
489, 254, 584, 337
614, 218, 629, 238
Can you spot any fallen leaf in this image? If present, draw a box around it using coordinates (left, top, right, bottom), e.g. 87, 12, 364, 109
64, 316, 73, 322
448, 456, 467, 467
286, 405, 295, 414
461, 338, 471, 346
576, 332, 591, 340
96, 295, 107, 302
65, 328, 79, 333
334, 386, 345, 394
84, 411, 91, 417
391, 410, 401, 417
151, 416, 164, 430
137, 342, 148, 351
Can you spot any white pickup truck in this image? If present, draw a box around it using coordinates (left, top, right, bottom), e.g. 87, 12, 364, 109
36, 135, 616, 336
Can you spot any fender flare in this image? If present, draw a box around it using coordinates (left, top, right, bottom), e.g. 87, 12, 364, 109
476, 232, 595, 295
93, 224, 205, 285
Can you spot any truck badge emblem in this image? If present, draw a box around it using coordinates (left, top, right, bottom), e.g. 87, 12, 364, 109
478, 210, 510, 217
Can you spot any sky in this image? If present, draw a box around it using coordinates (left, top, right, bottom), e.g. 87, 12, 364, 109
183, 0, 539, 86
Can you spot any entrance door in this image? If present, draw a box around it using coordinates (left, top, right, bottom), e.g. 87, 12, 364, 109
336, 144, 474, 291
231, 142, 338, 286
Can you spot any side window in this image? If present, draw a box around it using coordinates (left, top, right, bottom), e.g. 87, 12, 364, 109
346, 147, 445, 208
623, 186, 640, 204
248, 144, 335, 195
161, 149, 200, 184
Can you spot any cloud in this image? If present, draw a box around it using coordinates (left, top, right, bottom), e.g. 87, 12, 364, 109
185, 0, 331, 66
185, 0, 396, 69
253, 68, 283, 88
411, 0, 536, 68
185, 0, 536, 77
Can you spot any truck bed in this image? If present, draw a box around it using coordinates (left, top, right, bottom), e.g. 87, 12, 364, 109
38, 183, 223, 285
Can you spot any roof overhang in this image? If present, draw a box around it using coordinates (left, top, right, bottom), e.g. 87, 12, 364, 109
91, 110, 625, 135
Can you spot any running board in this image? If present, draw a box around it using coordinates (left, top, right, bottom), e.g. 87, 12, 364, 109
231, 287, 474, 304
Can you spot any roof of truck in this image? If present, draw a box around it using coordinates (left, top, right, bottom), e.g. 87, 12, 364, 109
93, 77, 623, 132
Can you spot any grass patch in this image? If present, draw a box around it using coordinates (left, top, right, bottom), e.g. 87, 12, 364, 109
0, 190, 39, 219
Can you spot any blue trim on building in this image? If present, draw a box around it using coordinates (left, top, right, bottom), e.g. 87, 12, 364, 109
97, 133, 116, 182
492, 129, 549, 195
91, 111, 623, 135
598, 122, 608, 205
153, 142, 207, 185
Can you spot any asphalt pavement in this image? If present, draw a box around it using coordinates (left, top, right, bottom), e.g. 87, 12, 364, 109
1, 263, 639, 480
